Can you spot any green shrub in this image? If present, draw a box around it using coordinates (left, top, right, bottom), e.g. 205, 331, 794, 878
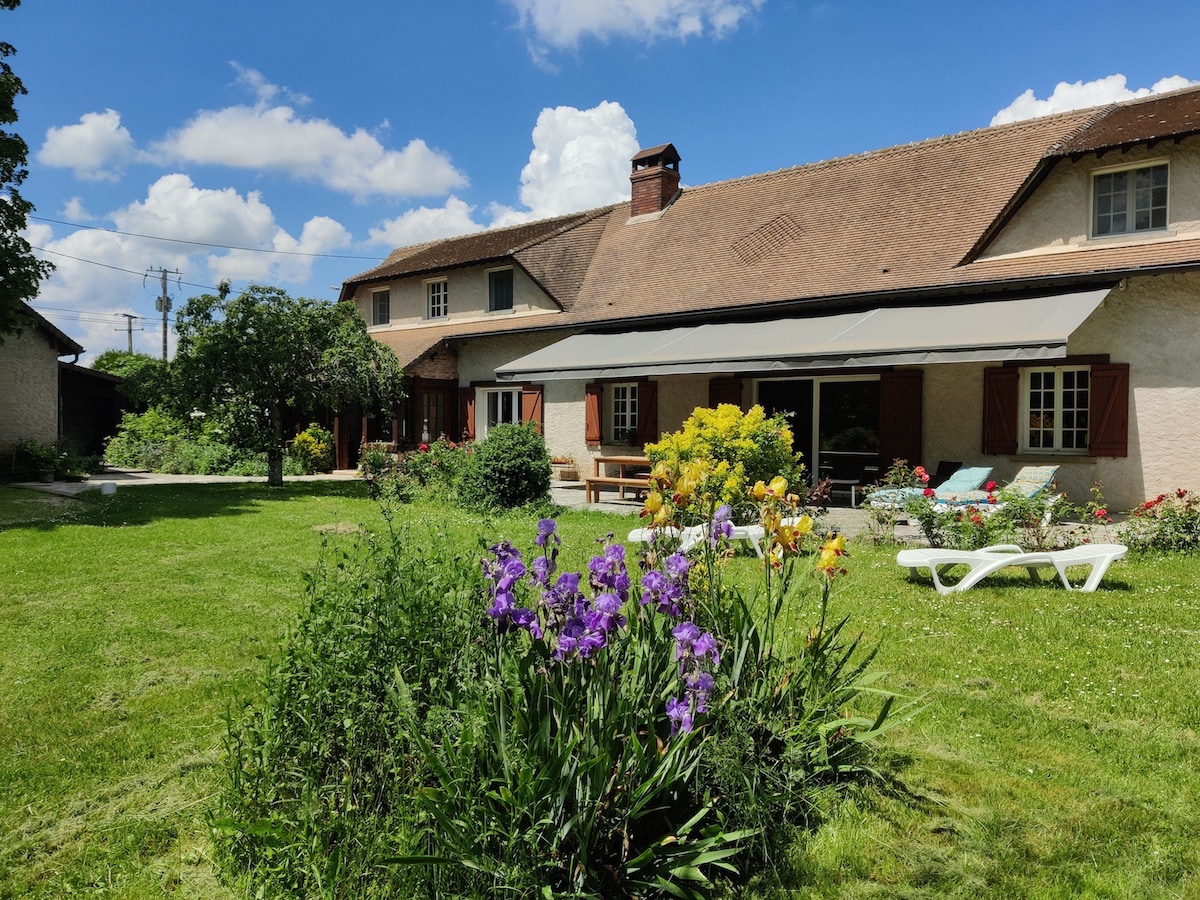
215, 526, 485, 898
401, 436, 470, 488
290, 423, 334, 474
457, 423, 550, 510
1122, 489, 1200, 552
104, 407, 191, 469
215, 463, 907, 897
646, 404, 804, 522
905, 485, 1075, 551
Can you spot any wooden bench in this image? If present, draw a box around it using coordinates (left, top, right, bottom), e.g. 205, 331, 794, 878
584, 475, 651, 503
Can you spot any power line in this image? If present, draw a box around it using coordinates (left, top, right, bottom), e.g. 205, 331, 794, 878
29, 215, 387, 261
31, 245, 229, 293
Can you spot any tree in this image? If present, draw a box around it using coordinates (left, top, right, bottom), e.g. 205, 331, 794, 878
173, 284, 405, 486
0, 0, 54, 339
92, 350, 171, 412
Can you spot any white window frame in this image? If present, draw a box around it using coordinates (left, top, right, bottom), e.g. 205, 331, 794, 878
1020, 365, 1091, 454
426, 279, 448, 319
610, 383, 638, 441
371, 289, 390, 326
1091, 160, 1169, 238
487, 266, 515, 313
482, 387, 521, 437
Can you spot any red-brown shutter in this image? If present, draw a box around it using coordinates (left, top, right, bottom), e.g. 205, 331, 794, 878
458, 387, 475, 441
708, 377, 743, 408
635, 380, 659, 446
1089, 363, 1129, 457
982, 367, 1019, 455
521, 384, 544, 435
585, 382, 602, 444
877, 370, 923, 470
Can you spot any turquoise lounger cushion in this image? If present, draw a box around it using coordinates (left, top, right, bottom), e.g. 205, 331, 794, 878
935, 466, 993, 494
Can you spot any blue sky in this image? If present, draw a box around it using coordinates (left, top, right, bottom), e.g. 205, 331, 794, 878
10, 0, 1199, 360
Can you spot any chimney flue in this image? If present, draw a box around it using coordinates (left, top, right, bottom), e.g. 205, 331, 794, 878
630, 143, 681, 217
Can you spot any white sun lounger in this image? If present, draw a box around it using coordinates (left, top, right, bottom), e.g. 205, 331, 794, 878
896, 543, 1128, 594
628, 522, 767, 557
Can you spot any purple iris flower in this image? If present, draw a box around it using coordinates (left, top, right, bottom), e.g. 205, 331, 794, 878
673, 621, 700, 653
692, 631, 720, 667
535, 518, 561, 548
684, 670, 715, 713
665, 552, 690, 582
529, 554, 554, 587
640, 570, 683, 616
710, 504, 734, 547
586, 592, 626, 634
665, 696, 694, 735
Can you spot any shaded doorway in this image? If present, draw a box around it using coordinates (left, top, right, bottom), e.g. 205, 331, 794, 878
757, 376, 881, 496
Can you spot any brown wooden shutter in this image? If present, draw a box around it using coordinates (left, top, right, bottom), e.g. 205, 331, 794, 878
458, 387, 475, 441
635, 380, 659, 446
521, 384, 544, 435
877, 369, 923, 470
1089, 363, 1129, 457
708, 377, 743, 408
982, 367, 1019, 455
585, 382, 602, 444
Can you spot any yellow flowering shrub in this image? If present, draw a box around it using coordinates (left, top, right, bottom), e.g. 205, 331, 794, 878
646, 404, 804, 519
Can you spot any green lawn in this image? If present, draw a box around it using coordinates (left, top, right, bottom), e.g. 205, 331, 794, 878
1, 483, 1197, 898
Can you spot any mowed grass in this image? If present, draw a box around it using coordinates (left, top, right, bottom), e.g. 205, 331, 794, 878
1, 482, 1198, 897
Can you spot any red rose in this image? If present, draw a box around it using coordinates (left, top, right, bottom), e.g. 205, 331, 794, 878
1094, 508, 1108, 519
419, 443, 429, 451
923, 487, 935, 497
985, 481, 997, 492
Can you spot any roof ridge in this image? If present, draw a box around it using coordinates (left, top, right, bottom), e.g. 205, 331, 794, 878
507, 203, 620, 253
679, 106, 1098, 197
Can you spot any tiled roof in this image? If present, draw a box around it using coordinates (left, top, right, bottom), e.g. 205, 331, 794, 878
341, 209, 611, 292
1051, 85, 1200, 156
370, 312, 571, 368
569, 110, 1101, 325
350, 85, 1200, 354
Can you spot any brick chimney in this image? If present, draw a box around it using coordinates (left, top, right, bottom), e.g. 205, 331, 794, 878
630, 143, 681, 217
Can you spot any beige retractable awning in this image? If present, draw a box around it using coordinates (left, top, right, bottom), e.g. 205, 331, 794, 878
495, 288, 1112, 381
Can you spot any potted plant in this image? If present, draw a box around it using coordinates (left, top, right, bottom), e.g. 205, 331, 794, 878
550, 455, 579, 481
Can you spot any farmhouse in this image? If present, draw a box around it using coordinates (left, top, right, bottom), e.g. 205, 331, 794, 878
340, 87, 1200, 511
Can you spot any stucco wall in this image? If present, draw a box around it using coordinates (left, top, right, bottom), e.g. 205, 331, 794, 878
917, 274, 1200, 511
0, 327, 60, 445
983, 135, 1200, 259
455, 330, 722, 472
354, 263, 560, 337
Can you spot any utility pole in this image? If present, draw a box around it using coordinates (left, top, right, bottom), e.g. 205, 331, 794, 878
147, 267, 181, 360
117, 313, 140, 353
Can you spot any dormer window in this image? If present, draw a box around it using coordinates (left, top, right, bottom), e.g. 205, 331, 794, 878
1092, 163, 1167, 237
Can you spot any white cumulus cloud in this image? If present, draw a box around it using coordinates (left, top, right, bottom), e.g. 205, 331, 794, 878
29, 175, 352, 359
153, 103, 467, 200
488, 101, 639, 227
37, 109, 139, 181
509, 0, 765, 48
367, 197, 483, 247
991, 74, 1199, 125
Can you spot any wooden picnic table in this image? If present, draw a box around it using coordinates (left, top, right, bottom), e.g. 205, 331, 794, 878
585, 454, 652, 503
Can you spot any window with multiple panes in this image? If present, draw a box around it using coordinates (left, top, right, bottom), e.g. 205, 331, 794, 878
484, 388, 521, 436
371, 290, 390, 326
1093, 163, 1168, 237
488, 268, 514, 311
1023, 366, 1090, 452
611, 383, 638, 439
427, 280, 448, 319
